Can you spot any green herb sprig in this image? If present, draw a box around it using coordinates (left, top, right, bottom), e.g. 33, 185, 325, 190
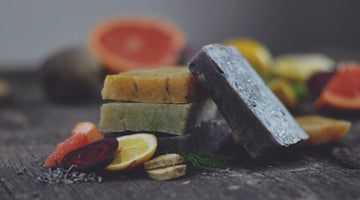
179, 152, 238, 170
143, 109, 162, 133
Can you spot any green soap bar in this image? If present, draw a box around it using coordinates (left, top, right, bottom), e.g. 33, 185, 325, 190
99, 98, 218, 135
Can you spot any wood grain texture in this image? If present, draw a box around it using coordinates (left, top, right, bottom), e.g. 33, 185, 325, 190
1, 71, 360, 200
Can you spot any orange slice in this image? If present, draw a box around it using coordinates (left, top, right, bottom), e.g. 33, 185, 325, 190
89, 18, 185, 73
315, 62, 360, 110
223, 38, 273, 77
105, 133, 157, 171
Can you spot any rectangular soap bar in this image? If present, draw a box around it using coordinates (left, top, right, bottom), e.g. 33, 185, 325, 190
102, 66, 200, 103
189, 44, 309, 160
99, 98, 218, 135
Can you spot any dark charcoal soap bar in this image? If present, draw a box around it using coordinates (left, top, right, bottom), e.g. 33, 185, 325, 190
188, 44, 308, 160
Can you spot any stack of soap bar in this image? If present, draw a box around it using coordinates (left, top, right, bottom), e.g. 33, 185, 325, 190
100, 66, 218, 135
189, 44, 309, 160
102, 66, 199, 103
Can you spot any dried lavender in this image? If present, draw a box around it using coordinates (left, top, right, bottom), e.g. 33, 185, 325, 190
37, 166, 103, 184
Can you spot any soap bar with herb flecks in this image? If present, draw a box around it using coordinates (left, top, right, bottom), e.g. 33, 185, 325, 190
99, 98, 218, 135
188, 44, 309, 160
102, 66, 199, 103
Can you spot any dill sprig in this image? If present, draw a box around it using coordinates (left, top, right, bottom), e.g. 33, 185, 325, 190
179, 152, 238, 170
143, 109, 162, 133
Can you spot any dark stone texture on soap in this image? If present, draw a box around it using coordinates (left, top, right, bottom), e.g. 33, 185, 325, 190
104, 119, 235, 155
157, 119, 235, 154
188, 44, 308, 160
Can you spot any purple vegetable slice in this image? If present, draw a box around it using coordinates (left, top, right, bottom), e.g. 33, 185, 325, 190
61, 138, 119, 171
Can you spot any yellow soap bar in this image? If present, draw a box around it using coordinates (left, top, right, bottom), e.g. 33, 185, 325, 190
102, 66, 199, 103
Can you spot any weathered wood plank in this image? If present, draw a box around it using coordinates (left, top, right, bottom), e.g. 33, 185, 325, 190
1, 71, 360, 200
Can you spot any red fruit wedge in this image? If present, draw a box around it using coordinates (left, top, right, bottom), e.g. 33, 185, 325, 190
315, 62, 360, 110
44, 122, 103, 167
61, 138, 119, 171
88, 18, 185, 73
71, 122, 103, 143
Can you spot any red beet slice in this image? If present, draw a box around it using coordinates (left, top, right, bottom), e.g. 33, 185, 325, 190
61, 138, 118, 171
307, 71, 335, 99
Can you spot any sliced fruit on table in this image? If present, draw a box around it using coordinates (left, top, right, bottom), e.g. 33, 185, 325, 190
146, 164, 186, 181
144, 153, 185, 170
268, 78, 298, 109
71, 122, 104, 143
273, 53, 335, 82
89, 18, 185, 73
315, 62, 360, 110
44, 122, 103, 167
223, 38, 273, 77
61, 138, 119, 171
295, 115, 351, 146
105, 133, 157, 171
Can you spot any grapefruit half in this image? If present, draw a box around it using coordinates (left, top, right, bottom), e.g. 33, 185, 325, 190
89, 18, 185, 73
315, 62, 360, 110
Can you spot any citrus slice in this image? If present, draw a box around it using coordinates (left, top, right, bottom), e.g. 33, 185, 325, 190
315, 62, 360, 110
105, 133, 157, 171
273, 53, 335, 82
296, 115, 351, 145
89, 18, 185, 73
223, 38, 273, 77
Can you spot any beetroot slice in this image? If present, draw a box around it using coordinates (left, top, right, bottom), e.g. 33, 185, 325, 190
307, 71, 335, 98
61, 138, 118, 171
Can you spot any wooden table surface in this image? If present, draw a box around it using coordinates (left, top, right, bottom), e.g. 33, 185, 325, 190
1, 71, 360, 200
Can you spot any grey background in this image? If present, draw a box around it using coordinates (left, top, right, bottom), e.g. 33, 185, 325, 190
1, 0, 360, 70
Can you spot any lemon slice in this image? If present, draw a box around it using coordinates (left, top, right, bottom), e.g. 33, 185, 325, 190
273, 53, 335, 82
105, 133, 157, 171
295, 115, 351, 146
223, 38, 273, 77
